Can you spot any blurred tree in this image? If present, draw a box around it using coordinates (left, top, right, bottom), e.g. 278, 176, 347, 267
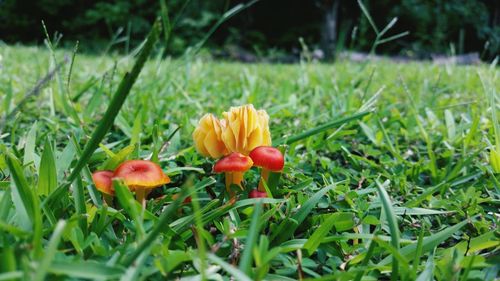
317, 0, 340, 60
0, 0, 497, 60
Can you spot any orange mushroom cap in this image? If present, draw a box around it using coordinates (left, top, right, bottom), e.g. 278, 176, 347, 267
249, 146, 284, 171
113, 160, 170, 190
92, 170, 114, 195
213, 152, 253, 173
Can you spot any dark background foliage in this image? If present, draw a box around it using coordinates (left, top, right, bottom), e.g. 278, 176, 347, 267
0, 0, 499, 60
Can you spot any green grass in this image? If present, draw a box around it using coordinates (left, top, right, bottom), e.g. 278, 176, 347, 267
0, 40, 499, 281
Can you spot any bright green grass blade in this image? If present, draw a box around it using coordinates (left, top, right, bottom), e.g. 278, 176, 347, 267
303, 212, 343, 255
0, 272, 22, 281
33, 220, 67, 281
5, 152, 35, 229
239, 201, 263, 276
0, 246, 16, 274
376, 180, 400, 281
275, 111, 370, 145
44, 20, 161, 207
0, 185, 12, 220
208, 253, 252, 281
99, 144, 135, 171
272, 183, 336, 245
113, 180, 145, 237
378, 219, 470, 266
38, 139, 57, 196
48, 261, 125, 279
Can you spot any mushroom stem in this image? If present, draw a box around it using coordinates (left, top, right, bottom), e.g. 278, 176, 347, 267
224, 171, 245, 201
232, 172, 245, 190
136, 188, 147, 208
257, 169, 270, 192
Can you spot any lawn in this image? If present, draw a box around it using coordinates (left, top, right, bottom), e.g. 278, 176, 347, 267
0, 40, 499, 281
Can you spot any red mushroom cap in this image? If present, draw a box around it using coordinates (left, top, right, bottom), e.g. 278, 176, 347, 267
249, 146, 284, 171
213, 152, 253, 173
249, 189, 267, 198
92, 170, 114, 195
113, 160, 171, 190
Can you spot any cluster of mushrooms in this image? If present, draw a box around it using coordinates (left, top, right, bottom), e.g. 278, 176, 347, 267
91, 104, 283, 204
193, 105, 284, 200
213, 146, 284, 200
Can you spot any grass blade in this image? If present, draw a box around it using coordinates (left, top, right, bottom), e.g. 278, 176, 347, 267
239, 201, 263, 276
208, 253, 252, 281
189, 180, 208, 279
376, 180, 400, 281
272, 183, 336, 245
48, 261, 125, 279
357, 0, 379, 34
38, 139, 57, 196
22, 122, 37, 166
353, 237, 377, 281
303, 212, 339, 255
415, 249, 435, 281
5, 152, 35, 229
33, 220, 67, 281
378, 219, 470, 266
275, 111, 370, 145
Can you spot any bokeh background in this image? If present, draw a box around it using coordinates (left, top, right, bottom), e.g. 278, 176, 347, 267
1, 0, 499, 61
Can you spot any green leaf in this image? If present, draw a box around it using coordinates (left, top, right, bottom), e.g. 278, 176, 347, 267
376, 180, 400, 281
38, 140, 57, 196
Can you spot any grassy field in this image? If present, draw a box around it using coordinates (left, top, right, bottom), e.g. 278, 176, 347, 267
0, 39, 499, 281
